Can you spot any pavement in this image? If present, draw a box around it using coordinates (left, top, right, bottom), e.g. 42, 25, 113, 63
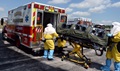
0, 29, 2, 31
0, 30, 114, 71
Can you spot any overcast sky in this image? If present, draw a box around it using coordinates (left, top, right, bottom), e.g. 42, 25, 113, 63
0, 0, 120, 25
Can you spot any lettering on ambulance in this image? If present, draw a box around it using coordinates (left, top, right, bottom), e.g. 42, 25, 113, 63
21, 26, 33, 47
16, 26, 23, 34
13, 11, 23, 23
14, 11, 22, 16
22, 36, 30, 47
6, 25, 15, 39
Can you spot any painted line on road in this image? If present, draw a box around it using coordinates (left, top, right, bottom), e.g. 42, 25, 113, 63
0, 56, 41, 66
2, 64, 26, 71
0, 29, 2, 31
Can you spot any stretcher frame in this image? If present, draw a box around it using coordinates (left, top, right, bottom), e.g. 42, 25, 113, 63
59, 35, 105, 69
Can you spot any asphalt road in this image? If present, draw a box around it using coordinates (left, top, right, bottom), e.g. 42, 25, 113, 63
0, 29, 114, 71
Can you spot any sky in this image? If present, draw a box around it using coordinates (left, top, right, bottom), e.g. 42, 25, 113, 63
0, 0, 120, 25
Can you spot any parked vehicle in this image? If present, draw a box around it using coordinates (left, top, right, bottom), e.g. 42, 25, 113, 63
1, 2, 67, 52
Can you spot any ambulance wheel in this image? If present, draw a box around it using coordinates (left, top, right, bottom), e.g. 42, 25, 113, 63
16, 39, 20, 47
87, 59, 91, 65
2, 32, 7, 40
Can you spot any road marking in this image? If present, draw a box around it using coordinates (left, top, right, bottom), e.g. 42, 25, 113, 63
0, 29, 2, 31
0, 56, 41, 66
2, 65, 26, 71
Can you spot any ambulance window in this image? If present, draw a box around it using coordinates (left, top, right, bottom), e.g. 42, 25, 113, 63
60, 16, 67, 23
37, 12, 42, 25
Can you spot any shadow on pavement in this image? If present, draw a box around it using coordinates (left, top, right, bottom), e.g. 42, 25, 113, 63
89, 62, 103, 70
54, 46, 104, 70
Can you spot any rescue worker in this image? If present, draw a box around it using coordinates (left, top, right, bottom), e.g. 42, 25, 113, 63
56, 35, 67, 54
100, 22, 120, 71
43, 23, 59, 60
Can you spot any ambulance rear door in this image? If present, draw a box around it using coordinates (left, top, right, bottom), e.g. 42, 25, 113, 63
59, 13, 67, 24
35, 10, 43, 41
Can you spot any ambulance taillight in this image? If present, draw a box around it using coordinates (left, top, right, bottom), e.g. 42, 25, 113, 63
28, 4, 31, 8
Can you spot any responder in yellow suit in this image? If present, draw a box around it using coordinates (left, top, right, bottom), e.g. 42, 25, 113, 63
101, 22, 120, 71
43, 23, 58, 60
56, 36, 67, 53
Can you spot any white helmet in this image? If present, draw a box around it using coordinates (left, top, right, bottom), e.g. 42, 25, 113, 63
47, 23, 53, 27
111, 22, 120, 36
112, 22, 120, 27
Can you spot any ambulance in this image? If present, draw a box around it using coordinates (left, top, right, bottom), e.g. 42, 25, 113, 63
1, 2, 67, 51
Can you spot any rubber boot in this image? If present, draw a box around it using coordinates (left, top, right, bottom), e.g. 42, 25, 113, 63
48, 50, 54, 60
100, 59, 111, 71
114, 62, 120, 71
43, 50, 48, 59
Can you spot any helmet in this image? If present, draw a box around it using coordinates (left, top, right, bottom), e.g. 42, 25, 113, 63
112, 22, 120, 27
47, 23, 53, 27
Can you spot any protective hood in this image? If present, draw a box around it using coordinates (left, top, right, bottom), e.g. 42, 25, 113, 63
44, 23, 56, 34
111, 22, 120, 36
47, 23, 52, 27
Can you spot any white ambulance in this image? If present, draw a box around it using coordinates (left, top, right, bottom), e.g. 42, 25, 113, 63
1, 2, 67, 52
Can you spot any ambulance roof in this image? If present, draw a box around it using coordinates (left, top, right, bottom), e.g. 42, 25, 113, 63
9, 2, 65, 11
34, 2, 65, 10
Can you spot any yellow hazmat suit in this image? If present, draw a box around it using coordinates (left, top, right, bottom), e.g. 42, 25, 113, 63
44, 33, 58, 50
57, 38, 66, 48
55, 37, 67, 54
101, 22, 120, 71
43, 23, 58, 60
106, 32, 120, 62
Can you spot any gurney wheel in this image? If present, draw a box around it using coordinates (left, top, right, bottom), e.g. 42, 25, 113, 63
61, 59, 63, 61
61, 56, 65, 61
87, 59, 91, 65
84, 63, 89, 69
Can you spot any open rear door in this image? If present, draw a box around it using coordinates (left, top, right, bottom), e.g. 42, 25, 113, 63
60, 14, 67, 24
56, 13, 67, 32
35, 10, 43, 41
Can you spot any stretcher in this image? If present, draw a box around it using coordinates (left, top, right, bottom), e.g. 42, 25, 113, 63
56, 23, 108, 68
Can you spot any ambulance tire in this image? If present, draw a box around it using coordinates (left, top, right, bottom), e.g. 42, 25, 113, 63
2, 32, 7, 40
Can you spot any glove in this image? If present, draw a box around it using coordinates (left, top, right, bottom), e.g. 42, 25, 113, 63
41, 39, 46, 42
107, 34, 113, 37
55, 37, 59, 42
